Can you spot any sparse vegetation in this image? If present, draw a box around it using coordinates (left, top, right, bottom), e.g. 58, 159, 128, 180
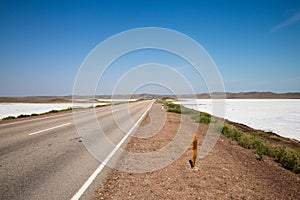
1, 103, 115, 121
1, 107, 73, 121
158, 99, 212, 125
158, 99, 211, 124
2, 116, 16, 120
192, 112, 211, 124
222, 123, 300, 173
158, 99, 300, 174
17, 114, 31, 118
96, 104, 110, 108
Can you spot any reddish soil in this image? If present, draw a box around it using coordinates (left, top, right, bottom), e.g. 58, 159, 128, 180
94, 103, 300, 200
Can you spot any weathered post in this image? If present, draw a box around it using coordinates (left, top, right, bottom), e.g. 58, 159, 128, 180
189, 132, 198, 168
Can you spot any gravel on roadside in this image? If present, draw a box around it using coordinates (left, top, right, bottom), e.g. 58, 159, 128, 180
94, 103, 300, 200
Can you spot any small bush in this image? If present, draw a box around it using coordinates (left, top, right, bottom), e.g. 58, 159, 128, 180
166, 102, 180, 109
165, 103, 183, 114
275, 147, 300, 172
167, 108, 181, 114
222, 125, 231, 136
96, 104, 105, 108
222, 125, 242, 140
2, 116, 16, 120
47, 110, 59, 114
31, 113, 38, 116
238, 134, 252, 149
199, 116, 211, 124
222, 124, 275, 161
191, 112, 211, 124
181, 107, 194, 115
17, 114, 30, 118
253, 140, 270, 160
156, 99, 167, 104
190, 112, 200, 120
211, 121, 224, 132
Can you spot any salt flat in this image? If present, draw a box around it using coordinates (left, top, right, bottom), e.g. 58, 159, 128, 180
175, 99, 300, 141
0, 102, 108, 119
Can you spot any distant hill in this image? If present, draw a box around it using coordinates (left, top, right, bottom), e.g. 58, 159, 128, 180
77, 92, 300, 100
0, 96, 71, 103
94, 92, 300, 99
196, 92, 300, 99
1, 92, 300, 103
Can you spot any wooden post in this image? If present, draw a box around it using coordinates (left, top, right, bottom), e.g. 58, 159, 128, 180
189, 132, 198, 168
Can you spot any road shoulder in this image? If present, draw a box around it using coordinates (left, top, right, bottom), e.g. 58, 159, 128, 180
94, 103, 300, 199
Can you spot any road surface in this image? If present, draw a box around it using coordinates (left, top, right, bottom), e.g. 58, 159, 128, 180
0, 100, 153, 199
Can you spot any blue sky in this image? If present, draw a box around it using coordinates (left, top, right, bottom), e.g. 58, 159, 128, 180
0, 0, 300, 96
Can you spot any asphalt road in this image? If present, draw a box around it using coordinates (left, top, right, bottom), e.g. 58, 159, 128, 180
0, 100, 153, 200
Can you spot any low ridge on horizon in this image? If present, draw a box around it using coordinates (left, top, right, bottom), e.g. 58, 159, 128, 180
1, 91, 300, 103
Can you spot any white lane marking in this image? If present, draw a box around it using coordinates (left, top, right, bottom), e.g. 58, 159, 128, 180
28, 123, 71, 136
71, 100, 154, 200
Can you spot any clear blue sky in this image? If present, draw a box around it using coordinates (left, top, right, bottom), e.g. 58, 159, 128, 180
0, 0, 300, 96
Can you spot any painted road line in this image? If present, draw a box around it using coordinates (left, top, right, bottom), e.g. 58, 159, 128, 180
28, 122, 72, 136
71, 101, 154, 200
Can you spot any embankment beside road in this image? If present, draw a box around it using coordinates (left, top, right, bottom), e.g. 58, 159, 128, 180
94, 101, 300, 199
163, 100, 300, 173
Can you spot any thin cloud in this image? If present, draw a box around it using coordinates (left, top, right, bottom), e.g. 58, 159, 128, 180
270, 12, 300, 32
